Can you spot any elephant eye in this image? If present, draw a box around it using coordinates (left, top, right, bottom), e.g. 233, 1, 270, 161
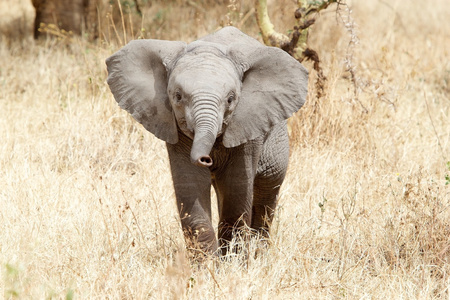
175, 91, 182, 102
227, 94, 235, 104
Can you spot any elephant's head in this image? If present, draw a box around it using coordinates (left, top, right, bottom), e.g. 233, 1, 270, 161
106, 27, 308, 167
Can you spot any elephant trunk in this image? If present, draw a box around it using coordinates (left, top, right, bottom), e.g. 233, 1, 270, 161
190, 95, 221, 167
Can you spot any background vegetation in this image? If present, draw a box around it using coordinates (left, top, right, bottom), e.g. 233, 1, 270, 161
1, 0, 449, 298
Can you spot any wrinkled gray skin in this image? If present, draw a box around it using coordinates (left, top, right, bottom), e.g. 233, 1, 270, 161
106, 27, 308, 254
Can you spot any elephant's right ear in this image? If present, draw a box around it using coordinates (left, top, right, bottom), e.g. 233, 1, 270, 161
106, 40, 186, 144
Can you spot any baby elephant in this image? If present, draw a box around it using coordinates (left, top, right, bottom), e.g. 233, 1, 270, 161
106, 26, 308, 254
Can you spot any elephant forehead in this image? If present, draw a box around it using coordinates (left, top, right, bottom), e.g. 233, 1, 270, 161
174, 71, 234, 94
174, 51, 236, 72
170, 53, 239, 93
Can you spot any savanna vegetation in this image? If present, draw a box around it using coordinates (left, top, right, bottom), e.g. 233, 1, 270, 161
1, 0, 449, 298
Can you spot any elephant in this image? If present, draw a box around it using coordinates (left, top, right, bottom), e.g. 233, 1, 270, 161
105, 26, 308, 255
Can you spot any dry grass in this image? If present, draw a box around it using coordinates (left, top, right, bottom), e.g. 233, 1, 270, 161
1, 0, 450, 298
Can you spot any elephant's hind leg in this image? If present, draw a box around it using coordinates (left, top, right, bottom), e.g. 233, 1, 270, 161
251, 122, 290, 237
252, 173, 286, 237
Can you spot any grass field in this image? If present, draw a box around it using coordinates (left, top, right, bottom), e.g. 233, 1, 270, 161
1, 0, 449, 298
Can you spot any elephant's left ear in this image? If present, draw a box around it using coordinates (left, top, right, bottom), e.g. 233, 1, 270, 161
106, 40, 186, 144
222, 45, 309, 148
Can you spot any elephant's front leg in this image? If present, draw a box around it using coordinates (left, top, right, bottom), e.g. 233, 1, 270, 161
166, 142, 217, 254
213, 139, 263, 253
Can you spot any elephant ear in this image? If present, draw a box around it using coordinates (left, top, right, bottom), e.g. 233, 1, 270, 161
223, 46, 308, 147
200, 27, 309, 148
106, 39, 186, 144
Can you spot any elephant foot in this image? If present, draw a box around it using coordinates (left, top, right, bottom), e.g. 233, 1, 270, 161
182, 225, 218, 257
218, 220, 253, 256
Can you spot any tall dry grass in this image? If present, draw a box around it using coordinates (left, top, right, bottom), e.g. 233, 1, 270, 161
1, 0, 449, 298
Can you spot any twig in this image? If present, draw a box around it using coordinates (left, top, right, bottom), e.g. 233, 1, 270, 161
120, 190, 153, 254
205, 262, 224, 296
117, 0, 126, 45
424, 91, 447, 162
238, 8, 255, 28
337, 2, 368, 113
108, 10, 122, 45
149, 191, 168, 259
133, 0, 142, 17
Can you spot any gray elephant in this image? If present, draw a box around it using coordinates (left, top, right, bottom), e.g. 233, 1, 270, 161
106, 27, 308, 255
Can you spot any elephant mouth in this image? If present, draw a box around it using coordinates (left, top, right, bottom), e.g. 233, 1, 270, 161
181, 128, 195, 139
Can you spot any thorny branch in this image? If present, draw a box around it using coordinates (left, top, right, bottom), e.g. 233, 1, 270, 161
336, 2, 368, 113
255, 0, 342, 101
255, 0, 380, 113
